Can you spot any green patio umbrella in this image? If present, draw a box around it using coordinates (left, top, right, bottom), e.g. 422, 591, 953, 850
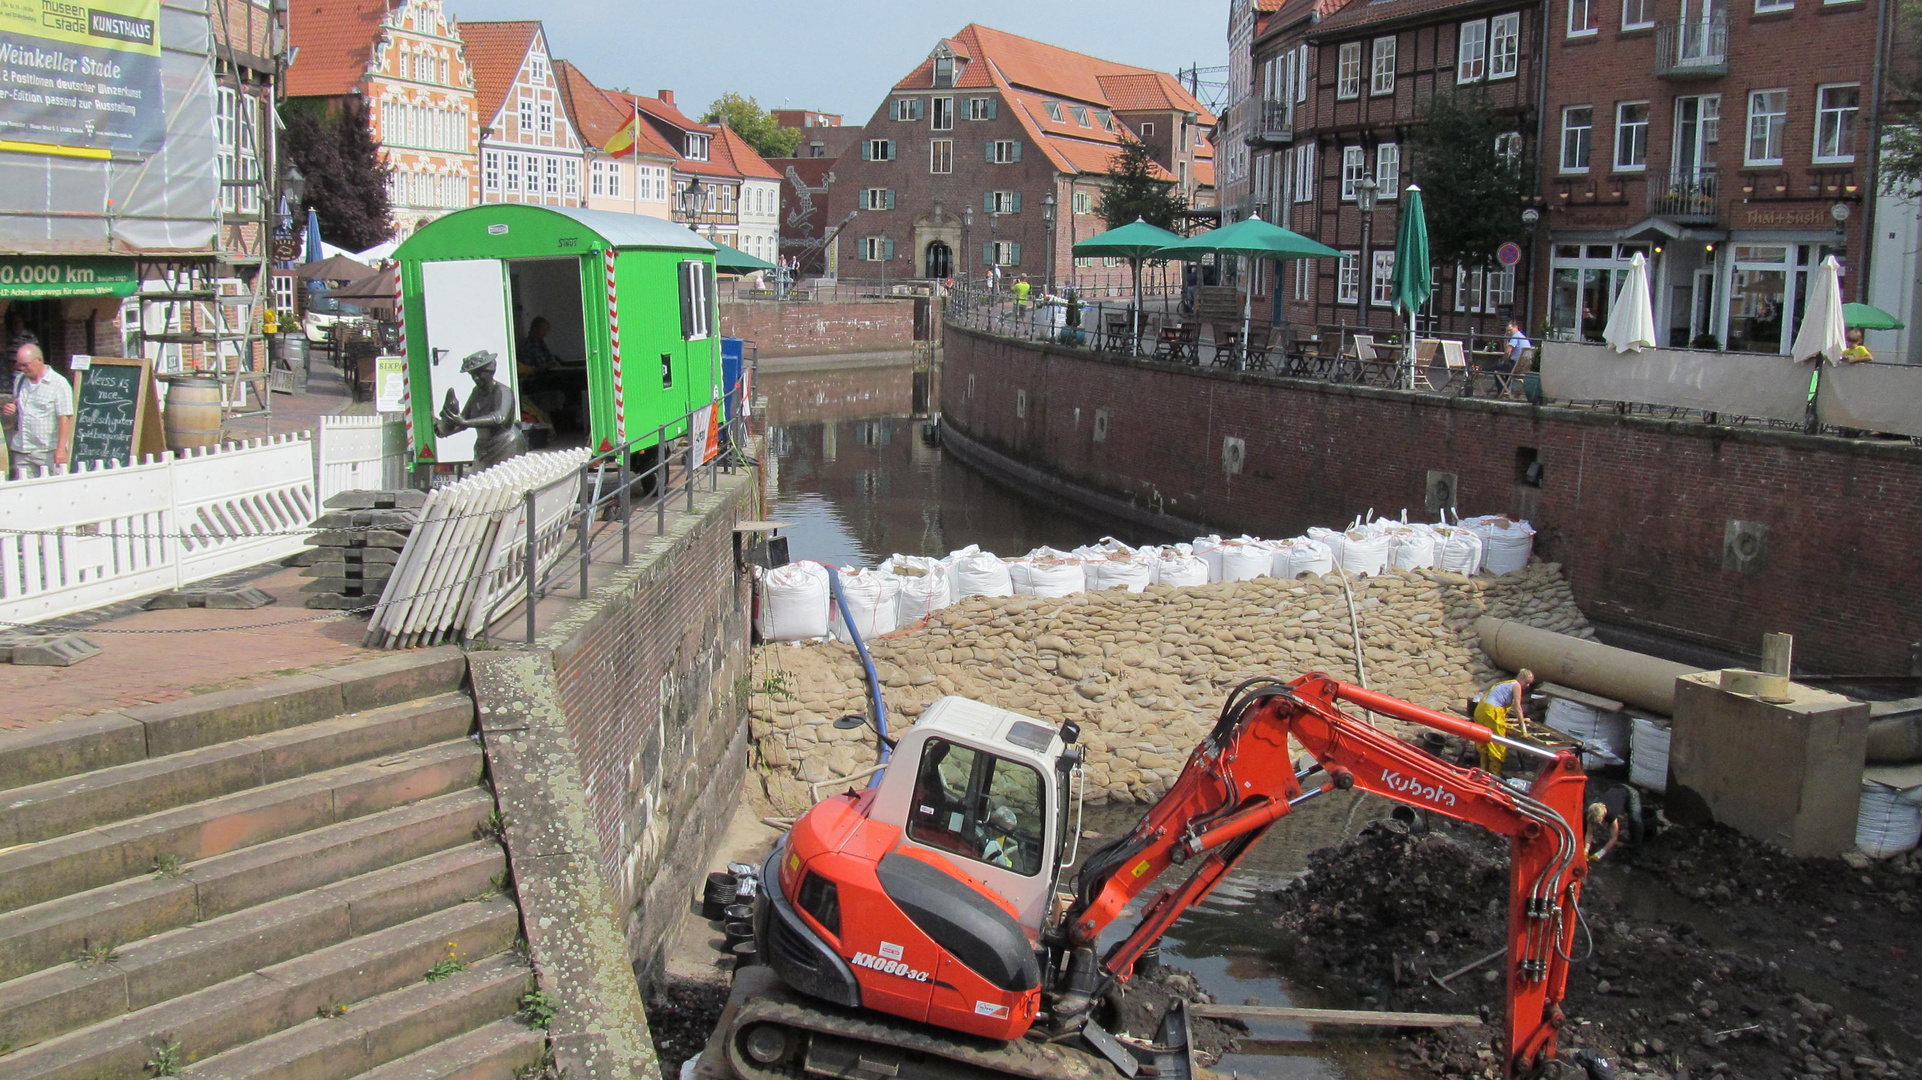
1155, 215, 1340, 348
1387, 184, 1432, 388
1842, 302, 1905, 330
1073, 218, 1184, 354
712, 241, 776, 275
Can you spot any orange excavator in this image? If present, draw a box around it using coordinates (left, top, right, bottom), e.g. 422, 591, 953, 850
695, 673, 1590, 1080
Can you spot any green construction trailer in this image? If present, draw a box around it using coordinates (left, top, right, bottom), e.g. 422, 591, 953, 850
393, 204, 720, 472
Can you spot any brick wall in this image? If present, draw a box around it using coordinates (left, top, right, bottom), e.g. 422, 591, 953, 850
544, 476, 756, 983
941, 325, 1922, 674
718, 300, 916, 357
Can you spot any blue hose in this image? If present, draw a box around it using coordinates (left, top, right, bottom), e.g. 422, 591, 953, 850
825, 565, 891, 786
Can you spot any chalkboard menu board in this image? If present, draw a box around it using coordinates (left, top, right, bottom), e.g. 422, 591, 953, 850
70, 358, 160, 466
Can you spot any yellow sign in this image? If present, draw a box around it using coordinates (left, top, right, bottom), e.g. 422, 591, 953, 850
0, 0, 166, 153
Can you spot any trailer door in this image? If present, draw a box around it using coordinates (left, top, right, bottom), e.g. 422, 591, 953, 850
419, 259, 516, 464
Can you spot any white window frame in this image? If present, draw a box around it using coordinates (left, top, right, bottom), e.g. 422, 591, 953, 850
989, 190, 1019, 214
1073, 190, 1092, 214
1376, 142, 1400, 197
867, 138, 894, 161
1337, 251, 1361, 304
1561, 105, 1594, 173
1496, 131, 1524, 169
1296, 44, 1311, 102
1293, 143, 1316, 202
590, 160, 605, 197
1457, 20, 1488, 83
967, 97, 994, 121
989, 139, 1020, 164
1615, 101, 1650, 171
1746, 89, 1787, 166
1622, 0, 1655, 28
483, 149, 500, 192
1755, 0, 1793, 10
504, 152, 521, 194
1044, 101, 1063, 122
538, 101, 553, 135
930, 138, 953, 174
1341, 145, 1366, 200
1568, 0, 1596, 36
1337, 42, 1363, 99
1814, 83, 1860, 164
862, 187, 892, 210
519, 97, 534, 134
1292, 259, 1313, 301
990, 240, 1020, 266
1139, 122, 1155, 136
932, 97, 954, 130
1371, 251, 1397, 306
605, 160, 620, 198
545, 156, 560, 197
1370, 37, 1397, 96
861, 236, 889, 261
1489, 13, 1521, 77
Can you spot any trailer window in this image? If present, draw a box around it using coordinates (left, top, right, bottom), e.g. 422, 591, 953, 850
907, 738, 1045, 877
679, 260, 714, 341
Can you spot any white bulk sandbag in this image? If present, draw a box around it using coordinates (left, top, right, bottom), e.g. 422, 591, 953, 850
829, 568, 902, 643
1433, 525, 1485, 576
1009, 547, 1085, 597
1332, 529, 1395, 577
1216, 537, 1275, 582
949, 545, 1013, 598
1084, 548, 1156, 593
1152, 550, 1211, 587
1629, 716, 1672, 793
1461, 515, 1537, 575
1191, 535, 1225, 582
1856, 781, 1922, 859
757, 561, 832, 642
1385, 524, 1439, 571
1545, 697, 1629, 767
1271, 537, 1335, 579
882, 554, 953, 621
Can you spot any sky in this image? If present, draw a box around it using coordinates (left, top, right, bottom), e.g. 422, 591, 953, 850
446, 1, 1230, 121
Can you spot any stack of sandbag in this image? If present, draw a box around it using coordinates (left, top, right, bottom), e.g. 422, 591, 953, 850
1009, 546, 1085, 597
1075, 538, 1156, 593
949, 545, 1013, 598
1216, 536, 1276, 582
293, 489, 424, 610
1151, 545, 1211, 587
757, 560, 832, 642
1432, 524, 1485, 576
881, 554, 953, 621
1856, 777, 1922, 859
829, 567, 902, 643
1271, 537, 1336, 579
1629, 715, 1672, 792
1461, 515, 1536, 575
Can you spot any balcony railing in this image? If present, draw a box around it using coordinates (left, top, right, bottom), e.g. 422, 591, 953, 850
1650, 172, 1718, 222
1246, 100, 1293, 146
1655, 17, 1728, 78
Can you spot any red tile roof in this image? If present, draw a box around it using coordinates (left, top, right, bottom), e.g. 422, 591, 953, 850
460, 20, 539, 129
1051, 138, 1177, 181
1311, 0, 1487, 35
555, 59, 678, 159
709, 124, 782, 181
890, 23, 1214, 124
285, 0, 388, 98
635, 93, 705, 134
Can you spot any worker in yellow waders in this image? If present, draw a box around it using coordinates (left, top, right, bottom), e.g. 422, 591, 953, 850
1472, 669, 1534, 776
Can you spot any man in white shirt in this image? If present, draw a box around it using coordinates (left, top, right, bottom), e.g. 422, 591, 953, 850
1503, 320, 1532, 370
4, 343, 74, 478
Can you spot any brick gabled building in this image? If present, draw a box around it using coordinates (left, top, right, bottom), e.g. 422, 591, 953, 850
554, 60, 677, 221
825, 24, 1216, 290
464, 21, 584, 209
1536, 0, 1884, 353
1246, 0, 1545, 336
286, 0, 481, 234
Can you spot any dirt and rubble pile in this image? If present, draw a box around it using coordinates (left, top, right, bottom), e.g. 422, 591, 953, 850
1271, 820, 1922, 1080
749, 563, 1589, 813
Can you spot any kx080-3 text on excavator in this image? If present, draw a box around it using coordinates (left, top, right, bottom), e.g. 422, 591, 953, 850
693, 673, 1591, 1080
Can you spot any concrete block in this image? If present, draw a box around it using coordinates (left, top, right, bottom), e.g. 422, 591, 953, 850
331, 842, 502, 936
0, 874, 197, 983
124, 673, 345, 757
299, 579, 376, 595
328, 742, 483, 820
305, 593, 374, 610
0, 711, 147, 791
142, 588, 275, 611
355, 1018, 546, 1080
325, 489, 426, 510
7, 635, 102, 666
316, 647, 468, 714
0, 744, 267, 848
0, 959, 129, 1051
119, 895, 351, 1013
313, 509, 419, 530
305, 529, 411, 548
1670, 671, 1871, 857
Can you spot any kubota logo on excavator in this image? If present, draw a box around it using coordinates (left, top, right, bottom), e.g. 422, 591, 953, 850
1381, 769, 1458, 807
851, 949, 932, 983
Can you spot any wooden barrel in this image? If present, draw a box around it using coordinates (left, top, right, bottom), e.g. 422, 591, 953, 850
163, 377, 223, 451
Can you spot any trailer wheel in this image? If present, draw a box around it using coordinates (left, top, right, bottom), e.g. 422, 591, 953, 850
630, 445, 662, 498
740, 1022, 794, 1066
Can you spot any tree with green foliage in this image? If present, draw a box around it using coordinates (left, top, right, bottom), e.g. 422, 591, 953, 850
283, 99, 393, 250
1097, 138, 1188, 231
703, 93, 803, 160
1879, 0, 1922, 191
1407, 91, 1529, 268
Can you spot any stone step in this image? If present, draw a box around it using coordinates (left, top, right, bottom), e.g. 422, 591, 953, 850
0, 740, 484, 915
0, 842, 505, 1051
0, 896, 521, 1080
180, 954, 535, 1080
0, 647, 467, 793
0, 693, 474, 848
352, 1018, 548, 1080
0, 788, 495, 985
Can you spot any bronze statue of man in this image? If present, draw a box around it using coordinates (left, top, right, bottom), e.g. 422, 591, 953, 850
434, 349, 527, 471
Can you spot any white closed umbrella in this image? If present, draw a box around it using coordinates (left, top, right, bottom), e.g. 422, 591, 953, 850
1791, 255, 1848, 364
1602, 252, 1657, 353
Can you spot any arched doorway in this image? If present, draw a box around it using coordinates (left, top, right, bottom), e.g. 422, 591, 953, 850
925, 241, 952, 280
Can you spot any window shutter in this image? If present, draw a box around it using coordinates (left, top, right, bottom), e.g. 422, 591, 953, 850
884, 238, 895, 260
913, 99, 925, 120
885, 140, 896, 161
888, 100, 899, 121
861, 141, 872, 161
984, 192, 994, 213
984, 242, 995, 265
987, 141, 997, 162
1010, 242, 1022, 265
987, 99, 999, 119
1011, 192, 1022, 212
1012, 141, 1023, 162
885, 189, 896, 210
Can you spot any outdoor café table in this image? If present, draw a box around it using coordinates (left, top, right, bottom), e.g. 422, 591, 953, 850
1213, 328, 1246, 368
1102, 314, 1136, 353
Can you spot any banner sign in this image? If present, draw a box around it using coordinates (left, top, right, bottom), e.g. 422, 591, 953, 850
0, 0, 165, 154
0, 255, 135, 297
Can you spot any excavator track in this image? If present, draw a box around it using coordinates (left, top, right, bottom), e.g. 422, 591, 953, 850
694, 965, 1190, 1080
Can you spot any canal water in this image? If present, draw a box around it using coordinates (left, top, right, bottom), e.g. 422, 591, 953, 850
761, 359, 1417, 1079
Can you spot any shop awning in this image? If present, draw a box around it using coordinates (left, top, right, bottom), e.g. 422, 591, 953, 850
0, 256, 137, 300
712, 242, 776, 273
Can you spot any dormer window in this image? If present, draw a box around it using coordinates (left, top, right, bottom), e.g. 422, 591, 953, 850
686, 132, 710, 161
930, 41, 961, 88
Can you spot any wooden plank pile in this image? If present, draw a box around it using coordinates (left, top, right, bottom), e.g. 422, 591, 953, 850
289, 488, 426, 610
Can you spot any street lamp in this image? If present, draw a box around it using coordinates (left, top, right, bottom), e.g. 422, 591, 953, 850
1355, 175, 1379, 336
962, 204, 973, 281
1521, 207, 1542, 331
1042, 193, 1056, 297
678, 179, 707, 225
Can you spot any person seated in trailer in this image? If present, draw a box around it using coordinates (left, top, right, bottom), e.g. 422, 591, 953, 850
517, 316, 561, 372
435, 350, 527, 471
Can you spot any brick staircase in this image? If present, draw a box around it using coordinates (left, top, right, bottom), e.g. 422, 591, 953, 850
0, 650, 548, 1079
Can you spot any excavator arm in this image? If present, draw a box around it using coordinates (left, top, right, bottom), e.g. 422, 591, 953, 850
1059, 673, 1589, 1080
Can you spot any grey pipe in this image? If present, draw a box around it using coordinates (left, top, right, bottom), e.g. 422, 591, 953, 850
1475, 617, 1703, 716
1867, 700, 1922, 764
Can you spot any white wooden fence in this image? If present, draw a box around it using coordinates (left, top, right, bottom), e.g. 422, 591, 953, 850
0, 434, 316, 624
317, 413, 409, 504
